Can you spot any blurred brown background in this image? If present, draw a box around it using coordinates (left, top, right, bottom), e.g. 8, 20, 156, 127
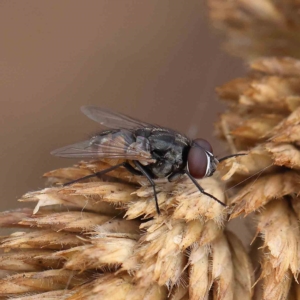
0, 0, 244, 211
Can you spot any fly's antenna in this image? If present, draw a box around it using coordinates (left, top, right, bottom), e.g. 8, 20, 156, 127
224, 163, 274, 193
218, 153, 247, 163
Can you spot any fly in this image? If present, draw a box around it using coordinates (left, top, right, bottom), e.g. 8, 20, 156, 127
51, 106, 244, 214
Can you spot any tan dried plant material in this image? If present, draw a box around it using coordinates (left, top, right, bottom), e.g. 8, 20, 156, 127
0, 269, 88, 297
10, 290, 72, 300
20, 187, 120, 216
170, 284, 189, 300
9, 3, 300, 295
18, 211, 114, 233
125, 176, 227, 222
260, 264, 292, 300
0, 249, 63, 271
217, 110, 286, 151
0, 230, 86, 250
269, 126, 300, 146
188, 230, 253, 300
215, 78, 252, 102
55, 237, 137, 271
266, 142, 300, 170
127, 218, 188, 289
267, 106, 300, 136
256, 201, 299, 281
171, 177, 226, 223
0, 208, 34, 228
230, 171, 300, 218
0, 153, 252, 299
12, 55, 300, 299
291, 196, 300, 221
212, 53, 300, 300
211, 53, 300, 300
216, 57, 300, 211
188, 245, 210, 300
216, 60, 300, 160
63, 273, 134, 300
231, 114, 283, 142
65, 272, 167, 300
18, 210, 140, 238
226, 231, 253, 299
208, 0, 300, 60
217, 75, 300, 114
239, 76, 300, 113
250, 57, 300, 78
210, 234, 234, 300
44, 159, 142, 186
60, 182, 137, 205
219, 145, 273, 181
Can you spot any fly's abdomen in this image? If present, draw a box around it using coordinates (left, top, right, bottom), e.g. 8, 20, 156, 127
88, 129, 154, 162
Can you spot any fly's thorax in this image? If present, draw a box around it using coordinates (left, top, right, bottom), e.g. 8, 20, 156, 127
148, 148, 188, 178
150, 161, 173, 178
134, 128, 152, 138
127, 135, 152, 159
146, 145, 187, 178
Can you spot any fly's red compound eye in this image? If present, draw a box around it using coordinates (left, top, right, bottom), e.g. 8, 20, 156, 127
193, 138, 213, 154
187, 146, 208, 179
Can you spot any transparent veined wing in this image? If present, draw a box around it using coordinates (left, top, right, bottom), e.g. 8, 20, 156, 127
81, 106, 153, 130
51, 129, 155, 163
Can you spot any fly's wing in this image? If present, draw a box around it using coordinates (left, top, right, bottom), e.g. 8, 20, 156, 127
81, 106, 152, 130
81, 106, 188, 139
51, 129, 155, 163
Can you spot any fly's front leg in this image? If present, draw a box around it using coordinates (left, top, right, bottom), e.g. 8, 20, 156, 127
185, 171, 227, 207
133, 161, 161, 215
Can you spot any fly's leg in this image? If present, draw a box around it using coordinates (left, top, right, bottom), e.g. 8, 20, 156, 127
185, 171, 227, 207
133, 161, 161, 215
63, 162, 142, 186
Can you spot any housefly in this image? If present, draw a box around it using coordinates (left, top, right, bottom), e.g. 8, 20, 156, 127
51, 106, 243, 214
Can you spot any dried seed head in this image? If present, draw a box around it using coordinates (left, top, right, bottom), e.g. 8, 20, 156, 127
217, 56, 300, 299
208, 1, 300, 59
0, 269, 88, 297
0, 153, 250, 299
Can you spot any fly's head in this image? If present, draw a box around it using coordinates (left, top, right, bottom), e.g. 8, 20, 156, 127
187, 139, 218, 179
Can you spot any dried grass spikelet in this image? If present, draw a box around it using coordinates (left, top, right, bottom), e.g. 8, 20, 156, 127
217, 56, 300, 299
208, 0, 300, 59
0, 158, 252, 299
